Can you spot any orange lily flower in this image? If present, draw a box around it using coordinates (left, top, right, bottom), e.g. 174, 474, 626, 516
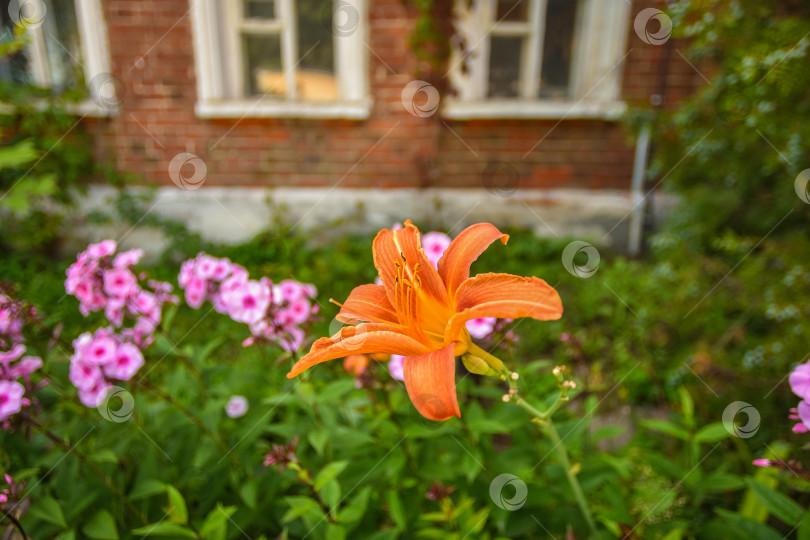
287, 221, 563, 421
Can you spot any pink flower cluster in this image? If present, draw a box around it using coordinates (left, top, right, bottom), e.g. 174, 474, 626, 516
789, 362, 810, 433
179, 253, 318, 352
0, 346, 41, 423
69, 327, 144, 407
65, 240, 177, 348
0, 294, 43, 424
0, 293, 26, 350
0, 474, 23, 505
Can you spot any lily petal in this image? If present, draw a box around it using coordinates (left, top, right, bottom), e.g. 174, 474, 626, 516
444, 273, 563, 344
403, 343, 461, 421
437, 223, 509, 296
395, 221, 450, 305
336, 284, 399, 325
372, 227, 401, 307
288, 323, 430, 378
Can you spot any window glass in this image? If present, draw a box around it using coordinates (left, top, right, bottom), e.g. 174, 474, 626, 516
43, 0, 82, 91
244, 34, 284, 97
0, 2, 32, 85
244, 0, 275, 19
0, 0, 83, 90
496, 0, 527, 22
539, 0, 577, 98
297, 0, 336, 101
488, 36, 522, 98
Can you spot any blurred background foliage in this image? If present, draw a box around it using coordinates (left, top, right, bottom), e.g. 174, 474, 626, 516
1, 0, 810, 538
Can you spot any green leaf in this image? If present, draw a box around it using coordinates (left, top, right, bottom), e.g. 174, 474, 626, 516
464, 507, 489, 535
195, 336, 224, 363
716, 509, 782, 540
0, 139, 37, 169
314, 461, 349, 491
27, 496, 67, 528
317, 379, 356, 402
55, 531, 76, 540
320, 479, 341, 517
662, 528, 684, 540
363, 531, 399, 540
166, 485, 189, 524
282, 496, 321, 523
466, 418, 509, 433
699, 473, 745, 492
199, 503, 236, 540
678, 387, 694, 426
387, 490, 406, 530
745, 478, 804, 525
798, 510, 810, 540
592, 425, 626, 441
239, 478, 258, 509
640, 419, 690, 440
338, 486, 372, 524
82, 510, 119, 540
308, 428, 330, 457
131, 523, 198, 537
695, 423, 731, 443
87, 449, 120, 464
129, 479, 167, 501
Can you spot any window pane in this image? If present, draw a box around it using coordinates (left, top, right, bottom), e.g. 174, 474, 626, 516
539, 0, 577, 99
0, 0, 82, 90
488, 36, 522, 98
0, 1, 32, 85
244, 0, 275, 19
496, 0, 528, 22
43, 0, 83, 91
244, 34, 285, 97
297, 0, 336, 101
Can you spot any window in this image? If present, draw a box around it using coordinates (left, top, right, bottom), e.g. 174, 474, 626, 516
191, 0, 370, 119
446, 0, 630, 119
0, 0, 114, 115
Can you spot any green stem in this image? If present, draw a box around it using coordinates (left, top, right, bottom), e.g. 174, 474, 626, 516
543, 417, 598, 536
506, 371, 598, 537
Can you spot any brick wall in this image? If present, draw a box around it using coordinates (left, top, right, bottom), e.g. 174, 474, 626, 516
88, 0, 703, 192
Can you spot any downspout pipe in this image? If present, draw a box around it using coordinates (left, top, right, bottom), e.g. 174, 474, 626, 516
628, 124, 651, 257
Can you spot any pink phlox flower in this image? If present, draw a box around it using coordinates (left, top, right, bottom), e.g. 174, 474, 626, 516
466, 317, 496, 339
0, 380, 25, 421
389, 354, 405, 381
225, 395, 249, 418
102, 343, 144, 381
421, 231, 451, 268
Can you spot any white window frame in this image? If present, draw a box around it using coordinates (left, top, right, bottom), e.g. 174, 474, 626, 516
445, 0, 630, 119
190, 0, 371, 119
11, 0, 115, 116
